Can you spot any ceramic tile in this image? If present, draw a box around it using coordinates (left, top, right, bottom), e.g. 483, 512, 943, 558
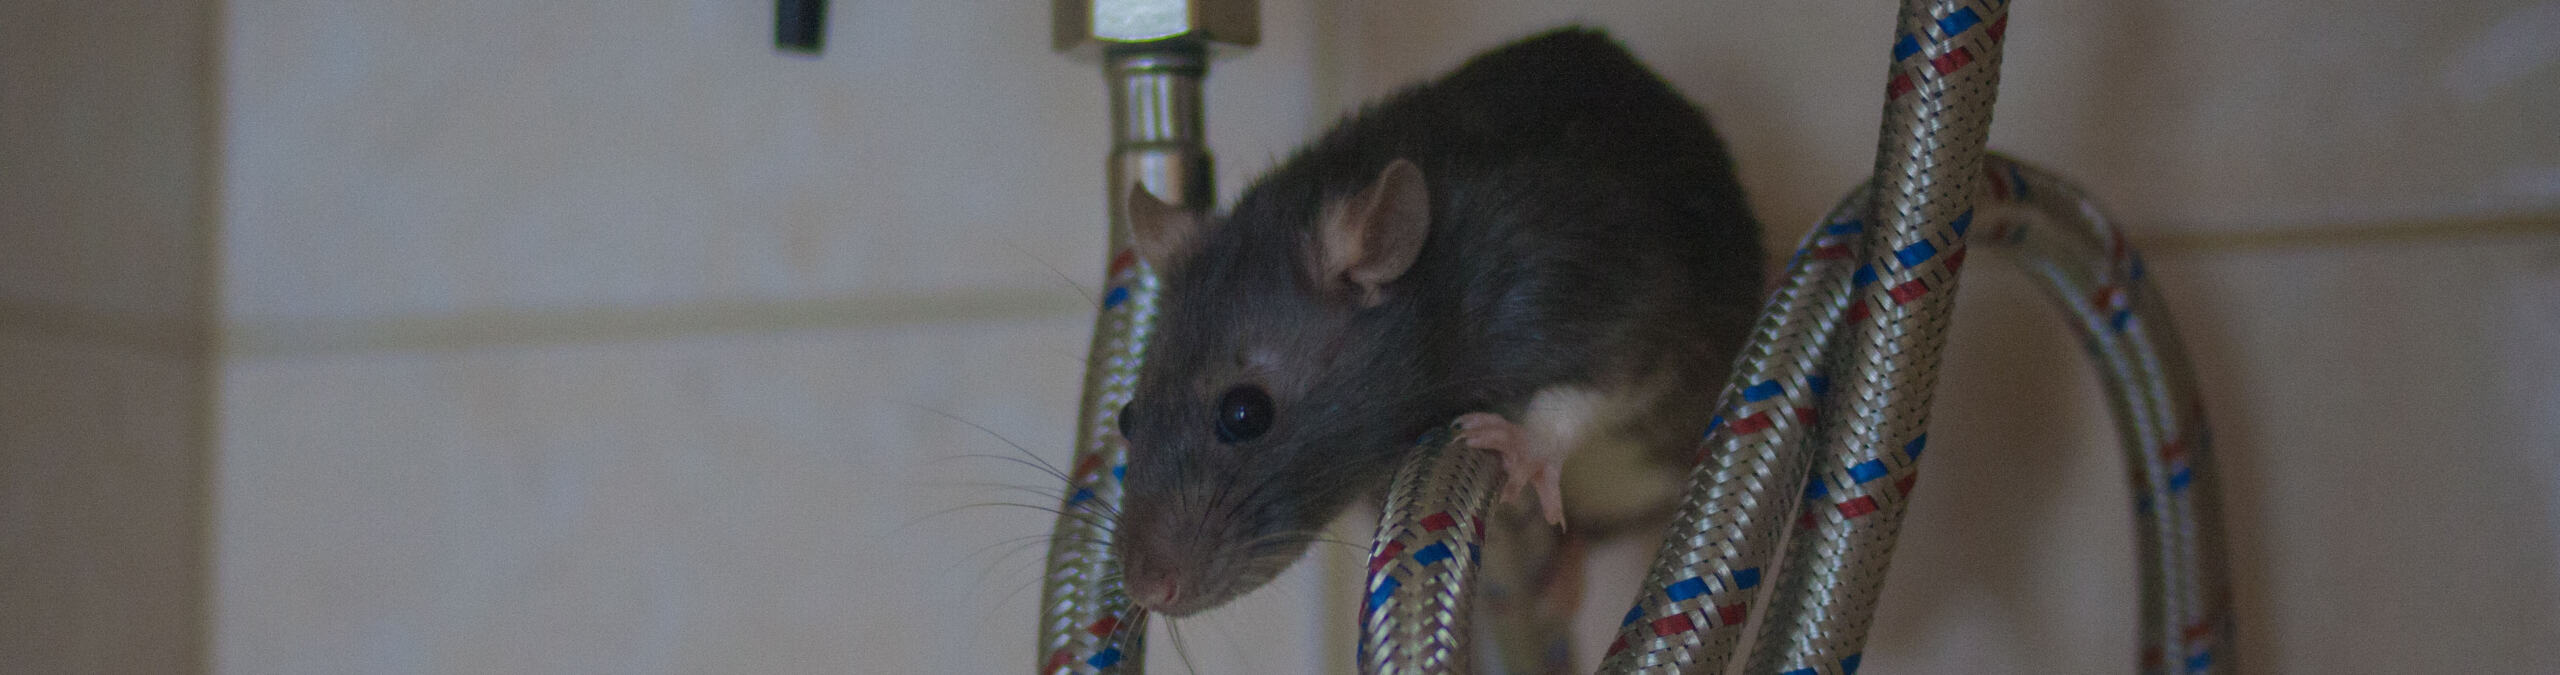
0, 0, 213, 321
1859, 232, 2560, 672
2141, 232, 2560, 672
1331, 0, 2560, 239
211, 313, 1341, 674
0, 3, 217, 670
0, 335, 210, 673
218, 0, 1324, 325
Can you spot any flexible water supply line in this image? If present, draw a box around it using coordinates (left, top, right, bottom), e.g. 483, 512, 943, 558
1035, 8, 1244, 671
1738, 0, 2010, 670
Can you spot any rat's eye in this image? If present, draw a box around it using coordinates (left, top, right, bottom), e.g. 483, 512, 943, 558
1116, 402, 1136, 440
1212, 386, 1274, 443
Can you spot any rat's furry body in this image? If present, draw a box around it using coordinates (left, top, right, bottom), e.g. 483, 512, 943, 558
1111, 28, 1764, 620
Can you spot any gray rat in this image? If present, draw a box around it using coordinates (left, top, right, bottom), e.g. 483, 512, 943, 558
1110, 27, 1763, 618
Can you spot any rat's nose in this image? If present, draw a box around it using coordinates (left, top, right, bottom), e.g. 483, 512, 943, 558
1127, 570, 1182, 612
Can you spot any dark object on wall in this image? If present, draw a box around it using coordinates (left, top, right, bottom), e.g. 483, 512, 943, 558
776, 0, 825, 54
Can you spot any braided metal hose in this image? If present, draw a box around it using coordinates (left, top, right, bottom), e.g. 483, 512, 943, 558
1739, 0, 2009, 671
1358, 428, 1501, 674
1037, 2, 1256, 671
1975, 157, 2236, 673
1588, 188, 1876, 674
1031, 47, 1185, 672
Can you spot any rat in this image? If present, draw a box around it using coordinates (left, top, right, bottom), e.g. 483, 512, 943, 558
1109, 27, 1764, 618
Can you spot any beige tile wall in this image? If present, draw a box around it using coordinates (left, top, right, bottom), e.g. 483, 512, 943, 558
1878, 236, 2560, 673
1327, 0, 2560, 239
215, 0, 1330, 330
0, 337, 212, 674
209, 1, 1346, 673
0, 1, 218, 323
214, 318, 1358, 673
214, 320, 1081, 673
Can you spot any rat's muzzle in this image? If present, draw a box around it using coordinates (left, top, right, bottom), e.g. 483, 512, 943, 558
1114, 505, 1223, 617
1113, 497, 1302, 618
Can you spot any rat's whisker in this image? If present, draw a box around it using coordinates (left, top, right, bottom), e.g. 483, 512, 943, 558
937, 479, 1073, 505
1004, 239, 1100, 305
1167, 616, 1202, 675
896, 401, 1073, 481
936, 454, 1073, 485
903, 502, 1115, 535
991, 573, 1048, 622
961, 532, 1060, 566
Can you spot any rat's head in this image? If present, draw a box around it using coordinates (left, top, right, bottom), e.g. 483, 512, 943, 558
1109, 159, 1437, 616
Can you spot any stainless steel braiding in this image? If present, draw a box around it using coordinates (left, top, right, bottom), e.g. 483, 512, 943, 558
1592, 190, 1878, 674
1036, 43, 1218, 675
1359, 428, 1501, 674
1744, 0, 2009, 671
1977, 156, 2236, 673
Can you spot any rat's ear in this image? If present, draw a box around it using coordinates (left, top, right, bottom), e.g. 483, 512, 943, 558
1126, 182, 1201, 271
1318, 158, 1429, 306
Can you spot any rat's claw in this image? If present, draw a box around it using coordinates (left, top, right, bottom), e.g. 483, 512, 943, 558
1494, 448, 1567, 530
1455, 413, 1520, 449
1455, 412, 1569, 531
1530, 463, 1566, 530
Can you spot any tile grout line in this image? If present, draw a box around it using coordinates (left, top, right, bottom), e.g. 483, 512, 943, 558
211, 288, 1091, 357
188, 1, 226, 670
8, 213, 2551, 358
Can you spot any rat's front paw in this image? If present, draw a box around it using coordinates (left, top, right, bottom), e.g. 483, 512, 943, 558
1455, 413, 1569, 530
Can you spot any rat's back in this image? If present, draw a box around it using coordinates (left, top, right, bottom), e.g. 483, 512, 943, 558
1253, 28, 1741, 206
1269, 27, 1765, 409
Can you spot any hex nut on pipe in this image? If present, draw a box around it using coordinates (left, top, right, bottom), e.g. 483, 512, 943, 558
1053, 0, 1259, 54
